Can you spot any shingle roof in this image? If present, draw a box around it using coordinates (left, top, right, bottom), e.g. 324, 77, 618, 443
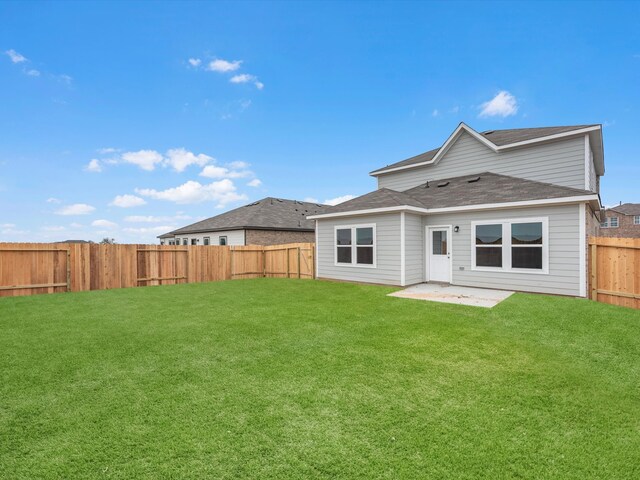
371, 124, 598, 174
162, 197, 329, 236
608, 203, 640, 216
322, 172, 595, 214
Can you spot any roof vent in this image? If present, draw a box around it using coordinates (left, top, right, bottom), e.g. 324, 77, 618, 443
437, 181, 449, 187
424, 181, 429, 188
467, 176, 480, 183
484, 130, 495, 135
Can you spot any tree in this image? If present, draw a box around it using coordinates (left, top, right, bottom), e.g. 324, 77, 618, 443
100, 237, 117, 244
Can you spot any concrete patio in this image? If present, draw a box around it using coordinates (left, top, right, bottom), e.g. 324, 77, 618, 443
388, 283, 514, 308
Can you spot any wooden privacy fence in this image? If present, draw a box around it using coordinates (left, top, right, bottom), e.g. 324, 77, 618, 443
589, 236, 640, 309
0, 242, 314, 298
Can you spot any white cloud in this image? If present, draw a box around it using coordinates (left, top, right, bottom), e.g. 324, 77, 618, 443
58, 74, 72, 84
85, 159, 102, 173
109, 194, 147, 208
247, 179, 262, 187
25, 69, 40, 77
92, 219, 118, 228
479, 90, 518, 118
229, 74, 263, 89
324, 195, 355, 206
46, 197, 61, 204
70, 222, 82, 228
124, 214, 191, 223
55, 203, 96, 215
5, 49, 27, 63
123, 225, 177, 235
200, 164, 252, 179
136, 179, 247, 207
432, 109, 439, 117
121, 149, 164, 171
42, 225, 66, 232
97, 147, 118, 154
228, 160, 249, 170
165, 148, 213, 172
188, 58, 201, 67
303, 197, 319, 203
0, 223, 16, 228
450, 106, 460, 114
207, 58, 242, 72
230, 73, 255, 84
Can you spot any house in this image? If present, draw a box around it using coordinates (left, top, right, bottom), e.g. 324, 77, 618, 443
600, 203, 640, 238
158, 197, 328, 246
309, 123, 604, 297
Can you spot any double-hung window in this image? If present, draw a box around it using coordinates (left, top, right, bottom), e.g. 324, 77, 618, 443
203, 237, 210, 245
634, 216, 640, 225
601, 217, 619, 228
472, 218, 548, 273
219, 236, 228, 246
335, 224, 375, 267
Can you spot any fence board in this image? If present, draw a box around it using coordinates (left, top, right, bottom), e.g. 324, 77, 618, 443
589, 236, 640, 309
0, 242, 314, 297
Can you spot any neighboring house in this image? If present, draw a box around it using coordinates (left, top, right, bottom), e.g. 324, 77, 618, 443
158, 197, 328, 246
309, 123, 605, 297
600, 203, 640, 238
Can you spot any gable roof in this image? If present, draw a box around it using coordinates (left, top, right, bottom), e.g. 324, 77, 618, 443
310, 172, 600, 218
161, 197, 329, 237
370, 123, 604, 176
608, 203, 640, 216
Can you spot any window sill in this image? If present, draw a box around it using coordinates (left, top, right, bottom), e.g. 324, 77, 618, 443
334, 262, 377, 269
471, 266, 549, 275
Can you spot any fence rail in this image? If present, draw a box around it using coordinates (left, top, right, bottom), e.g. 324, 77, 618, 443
0, 242, 314, 298
589, 236, 640, 309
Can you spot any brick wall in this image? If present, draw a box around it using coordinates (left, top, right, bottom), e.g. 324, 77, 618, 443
244, 229, 315, 246
600, 210, 640, 238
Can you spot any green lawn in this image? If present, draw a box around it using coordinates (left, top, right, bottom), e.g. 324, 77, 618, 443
1, 279, 639, 479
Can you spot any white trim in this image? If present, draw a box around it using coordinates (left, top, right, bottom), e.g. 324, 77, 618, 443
579, 203, 586, 297
334, 223, 377, 268
584, 134, 590, 191
426, 225, 453, 283
400, 212, 406, 286
314, 220, 319, 279
470, 217, 549, 275
309, 205, 429, 220
309, 195, 600, 220
370, 124, 602, 176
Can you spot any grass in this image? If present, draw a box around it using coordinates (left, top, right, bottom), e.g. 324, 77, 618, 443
1, 279, 639, 479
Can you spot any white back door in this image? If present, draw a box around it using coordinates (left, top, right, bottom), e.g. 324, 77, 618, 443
427, 226, 452, 283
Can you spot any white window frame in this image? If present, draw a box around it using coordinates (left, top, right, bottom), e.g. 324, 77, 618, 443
471, 217, 549, 275
219, 236, 228, 246
203, 237, 210, 245
182, 238, 188, 246
334, 223, 376, 268
634, 216, 640, 225
601, 217, 619, 228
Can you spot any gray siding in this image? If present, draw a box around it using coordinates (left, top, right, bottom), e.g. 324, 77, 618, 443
423, 204, 582, 296
317, 213, 401, 285
404, 213, 424, 285
378, 132, 586, 192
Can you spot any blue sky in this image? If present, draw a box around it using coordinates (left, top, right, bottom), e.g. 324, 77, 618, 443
1, 1, 639, 243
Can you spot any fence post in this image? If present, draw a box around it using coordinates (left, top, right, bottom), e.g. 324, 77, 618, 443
590, 241, 598, 300
66, 248, 71, 292
286, 247, 290, 278
297, 247, 301, 279
262, 248, 266, 277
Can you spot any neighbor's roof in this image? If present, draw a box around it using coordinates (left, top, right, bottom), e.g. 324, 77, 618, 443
319, 172, 596, 214
608, 203, 640, 216
370, 124, 601, 175
160, 197, 329, 237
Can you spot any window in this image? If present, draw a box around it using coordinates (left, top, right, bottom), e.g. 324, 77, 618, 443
475, 224, 502, 268
601, 217, 619, 228
472, 218, 548, 273
335, 224, 375, 267
160, 240, 165, 245
169, 240, 175, 245
203, 237, 210, 245
634, 216, 640, 225
191, 239, 198, 245
182, 238, 188, 246
219, 236, 227, 246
